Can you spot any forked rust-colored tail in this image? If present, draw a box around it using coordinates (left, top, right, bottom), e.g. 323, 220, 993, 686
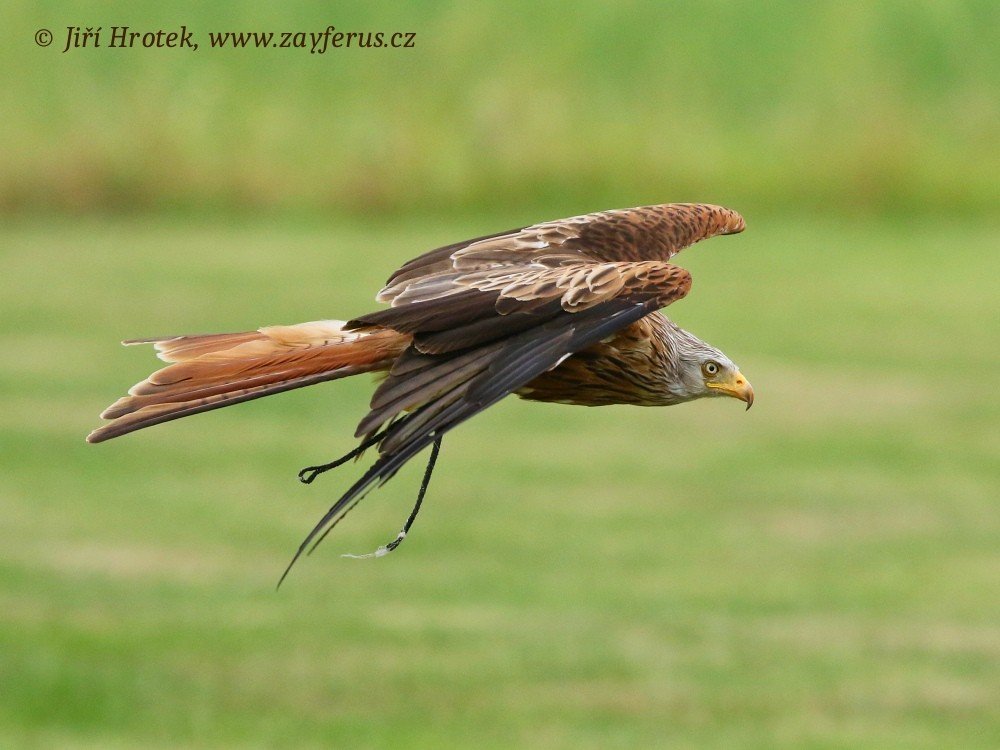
87, 320, 409, 443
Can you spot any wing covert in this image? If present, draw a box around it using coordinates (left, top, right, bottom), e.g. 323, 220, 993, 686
377, 203, 743, 307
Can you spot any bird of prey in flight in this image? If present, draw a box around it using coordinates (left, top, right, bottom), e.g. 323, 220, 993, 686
88, 203, 753, 583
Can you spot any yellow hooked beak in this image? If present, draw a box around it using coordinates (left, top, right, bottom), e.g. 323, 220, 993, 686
708, 370, 754, 410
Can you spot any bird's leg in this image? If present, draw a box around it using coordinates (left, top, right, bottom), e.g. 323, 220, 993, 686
298, 427, 390, 484
342, 436, 442, 560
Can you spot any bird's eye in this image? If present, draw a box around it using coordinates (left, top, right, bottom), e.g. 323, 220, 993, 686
702, 361, 719, 377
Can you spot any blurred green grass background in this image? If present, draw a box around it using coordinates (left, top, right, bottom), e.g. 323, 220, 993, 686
2, 1, 999, 748
3, 1, 999, 217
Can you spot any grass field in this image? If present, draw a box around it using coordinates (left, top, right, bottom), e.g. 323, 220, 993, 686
0, 214, 997, 748
4, 2, 999, 216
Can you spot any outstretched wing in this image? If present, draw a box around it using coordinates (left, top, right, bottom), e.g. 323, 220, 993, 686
377, 202, 745, 307
285, 204, 744, 568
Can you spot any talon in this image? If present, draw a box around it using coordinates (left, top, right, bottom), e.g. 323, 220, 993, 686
295, 427, 390, 485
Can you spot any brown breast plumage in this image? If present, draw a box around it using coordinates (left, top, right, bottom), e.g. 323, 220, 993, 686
517, 313, 677, 407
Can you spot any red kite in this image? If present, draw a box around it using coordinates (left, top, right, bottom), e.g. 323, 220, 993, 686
88, 204, 753, 583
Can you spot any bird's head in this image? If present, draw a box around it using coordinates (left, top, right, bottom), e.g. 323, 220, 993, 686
668, 328, 754, 409
695, 354, 754, 409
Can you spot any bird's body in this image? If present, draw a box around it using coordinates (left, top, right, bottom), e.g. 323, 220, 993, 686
519, 312, 735, 407
88, 203, 753, 577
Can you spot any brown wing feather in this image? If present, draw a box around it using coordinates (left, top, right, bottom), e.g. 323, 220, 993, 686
353, 261, 691, 354
343, 203, 736, 440
348, 265, 691, 440
376, 203, 743, 307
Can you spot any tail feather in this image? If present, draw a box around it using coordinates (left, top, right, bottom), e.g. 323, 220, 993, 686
124, 330, 265, 362
88, 320, 408, 443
